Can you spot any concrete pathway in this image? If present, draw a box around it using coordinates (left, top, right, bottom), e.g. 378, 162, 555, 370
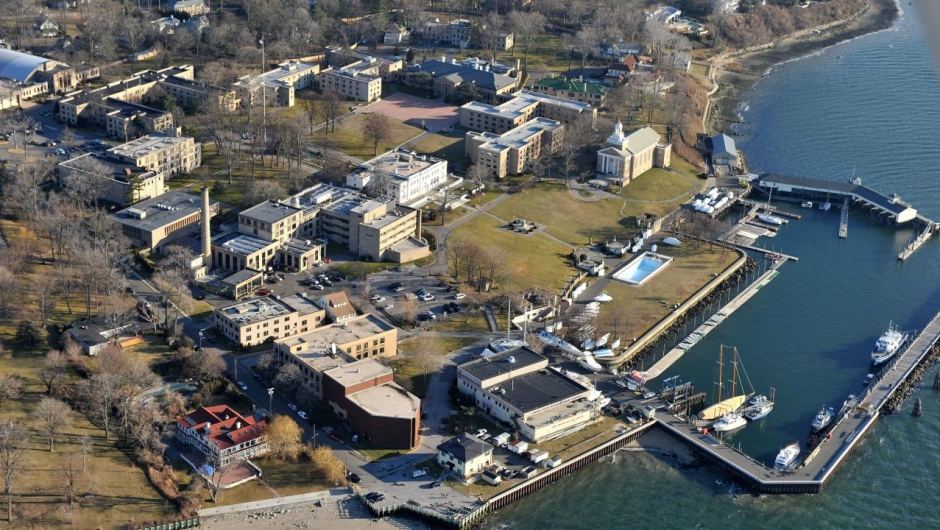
198, 488, 349, 517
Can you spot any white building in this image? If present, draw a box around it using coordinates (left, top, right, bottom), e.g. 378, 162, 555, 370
346, 149, 449, 206
596, 123, 671, 185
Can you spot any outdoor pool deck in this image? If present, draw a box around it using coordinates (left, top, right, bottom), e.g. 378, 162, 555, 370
610, 252, 673, 286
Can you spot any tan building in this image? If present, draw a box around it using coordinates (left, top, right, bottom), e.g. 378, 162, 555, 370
319, 194, 428, 262
168, 0, 209, 15
274, 313, 399, 399
437, 436, 493, 478
213, 293, 326, 348
0, 49, 100, 108
318, 61, 382, 103
114, 191, 219, 250
58, 153, 165, 207
107, 133, 201, 178
459, 90, 596, 134
402, 59, 517, 104
317, 292, 357, 324
325, 48, 404, 81
596, 123, 672, 184
465, 118, 564, 179
234, 61, 320, 108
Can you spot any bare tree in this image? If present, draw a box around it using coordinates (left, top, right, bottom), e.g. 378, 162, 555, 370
574, 27, 599, 69
362, 113, 392, 156
79, 436, 93, 473
508, 11, 546, 69
80, 372, 122, 440
446, 233, 469, 281
274, 364, 303, 395
315, 90, 344, 135
202, 453, 245, 503
0, 420, 30, 522
465, 163, 492, 188
34, 397, 72, 452
182, 349, 226, 382
244, 179, 287, 206
0, 377, 23, 411
38, 350, 68, 396
62, 453, 79, 524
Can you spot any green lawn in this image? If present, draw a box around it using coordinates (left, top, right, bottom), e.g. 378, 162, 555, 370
449, 215, 573, 292
488, 181, 629, 246
412, 132, 466, 163
253, 456, 333, 496
398, 336, 479, 356
619, 168, 697, 203
428, 312, 490, 333
465, 190, 503, 208
321, 113, 424, 159
386, 357, 433, 398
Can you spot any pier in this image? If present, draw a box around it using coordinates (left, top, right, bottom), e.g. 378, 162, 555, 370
898, 220, 935, 260
839, 197, 849, 238
649, 309, 940, 494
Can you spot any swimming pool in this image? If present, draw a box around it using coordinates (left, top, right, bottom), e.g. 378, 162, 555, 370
611, 252, 673, 285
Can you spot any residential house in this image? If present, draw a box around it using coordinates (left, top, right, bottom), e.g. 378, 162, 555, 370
654, 6, 682, 25
36, 16, 60, 38
596, 123, 672, 185
168, 0, 210, 16
176, 405, 269, 466
384, 23, 410, 44
437, 436, 493, 478
151, 16, 181, 35
66, 319, 138, 355
532, 76, 610, 107
317, 292, 357, 324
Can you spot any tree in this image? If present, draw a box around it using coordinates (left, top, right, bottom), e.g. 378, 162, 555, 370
574, 27, 599, 69
0, 377, 23, 411
450, 82, 482, 106
14, 321, 43, 346
266, 415, 303, 461
80, 372, 122, 440
362, 113, 392, 156
406, 47, 415, 63
38, 350, 67, 396
182, 349, 226, 382
33, 397, 72, 452
202, 452, 244, 503
274, 364, 302, 395
305, 445, 347, 485
446, 233, 469, 281
61, 453, 79, 524
508, 11, 546, 69
33, 275, 58, 327
244, 179, 287, 206
0, 420, 30, 522
315, 90, 344, 135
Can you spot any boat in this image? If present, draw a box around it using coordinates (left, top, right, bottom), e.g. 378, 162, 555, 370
697, 346, 753, 422
578, 354, 603, 372
801, 201, 813, 208
871, 323, 907, 365
610, 337, 622, 350
662, 237, 681, 246
773, 442, 801, 470
489, 338, 527, 352
537, 331, 582, 357
758, 214, 784, 226
595, 395, 612, 408
820, 202, 832, 211
713, 412, 747, 432
744, 393, 774, 421
766, 252, 781, 261
593, 348, 614, 358
595, 333, 610, 348
593, 292, 613, 303
582, 338, 595, 350
862, 373, 875, 386
811, 405, 835, 432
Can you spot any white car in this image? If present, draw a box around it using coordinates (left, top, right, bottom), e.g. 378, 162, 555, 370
373, 296, 386, 303
453, 293, 466, 300
411, 469, 427, 478
382, 304, 394, 310
474, 429, 488, 437
297, 411, 309, 420
287, 403, 298, 411
420, 293, 435, 302
237, 381, 248, 391
371, 294, 382, 301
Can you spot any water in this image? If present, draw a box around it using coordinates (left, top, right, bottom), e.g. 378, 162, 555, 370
487, 4, 940, 528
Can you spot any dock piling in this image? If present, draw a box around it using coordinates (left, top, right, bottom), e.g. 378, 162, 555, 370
934, 371, 940, 390
912, 398, 922, 417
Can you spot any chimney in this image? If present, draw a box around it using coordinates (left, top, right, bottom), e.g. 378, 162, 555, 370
201, 186, 211, 262
236, 421, 242, 430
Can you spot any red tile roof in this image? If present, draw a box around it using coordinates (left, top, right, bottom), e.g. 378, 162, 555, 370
178, 405, 267, 451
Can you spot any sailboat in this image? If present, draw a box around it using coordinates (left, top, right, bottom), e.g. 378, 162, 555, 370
711, 348, 749, 432
595, 333, 610, 348
610, 337, 622, 350
698, 346, 753, 422
490, 299, 527, 352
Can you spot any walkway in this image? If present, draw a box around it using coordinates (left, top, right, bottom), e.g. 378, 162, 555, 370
199, 488, 348, 517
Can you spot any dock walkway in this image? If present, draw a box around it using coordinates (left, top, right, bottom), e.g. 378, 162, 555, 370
645, 260, 785, 381
651, 309, 940, 493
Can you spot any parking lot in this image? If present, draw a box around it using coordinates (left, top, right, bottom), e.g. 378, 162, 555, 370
1, 101, 108, 162
363, 267, 468, 325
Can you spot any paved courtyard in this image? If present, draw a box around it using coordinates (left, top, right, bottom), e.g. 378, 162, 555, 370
363, 93, 459, 131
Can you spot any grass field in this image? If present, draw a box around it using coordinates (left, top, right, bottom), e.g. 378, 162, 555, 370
488, 182, 630, 246
320, 114, 423, 159
464, 190, 503, 208
421, 203, 473, 227
428, 311, 490, 333
449, 215, 574, 293
619, 168, 697, 203
412, 132, 466, 162
592, 244, 739, 341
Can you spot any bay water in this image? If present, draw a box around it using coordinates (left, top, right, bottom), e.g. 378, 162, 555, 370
486, 3, 940, 528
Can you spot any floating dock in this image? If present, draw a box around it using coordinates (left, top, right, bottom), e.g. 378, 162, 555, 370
649, 309, 940, 494
898, 220, 935, 260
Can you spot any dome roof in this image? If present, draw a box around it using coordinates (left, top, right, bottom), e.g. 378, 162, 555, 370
0, 49, 51, 83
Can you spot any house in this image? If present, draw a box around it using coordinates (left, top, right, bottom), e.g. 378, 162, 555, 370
151, 16, 181, 35
654, 6, 682, 25
317, 291, 357, 323
605, 63, 630, 84
437, 435, 493, 478
384, 23, 410, 44
168, 0, 209, 16
36, 16, 60, 38
596, 123, 672, 185
531, 76, 609, 107
181, 15, 210, 34
175, 405, 269, 467
66, 319, 138, 355
709, 133, 739, 168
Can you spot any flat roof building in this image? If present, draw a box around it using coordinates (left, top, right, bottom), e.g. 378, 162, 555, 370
107, 133, 201, 178
346, 149, 449, 206
234, 61, 320, 108
465, 117, 564, 180
213, 293, 327, 348
457, 347, 593, 441
325, 48, 404, 81
318, 60, 382, 103
58, 153, 165, 207
115, 191, 219, 251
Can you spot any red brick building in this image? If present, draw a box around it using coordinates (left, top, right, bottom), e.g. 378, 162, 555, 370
176, 405, 269, 466
322, 358, 421, 450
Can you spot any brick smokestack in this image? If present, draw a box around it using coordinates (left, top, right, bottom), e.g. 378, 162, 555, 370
201, 186, 211, 263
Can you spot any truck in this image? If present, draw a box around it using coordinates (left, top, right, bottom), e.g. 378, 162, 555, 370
529, 449, 550, 464
507, 440, 529, 454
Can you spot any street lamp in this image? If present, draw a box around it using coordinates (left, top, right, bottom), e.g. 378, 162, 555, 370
267, 388, 274, 416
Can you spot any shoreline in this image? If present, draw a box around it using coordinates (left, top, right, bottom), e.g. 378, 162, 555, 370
706, 0, 900, 138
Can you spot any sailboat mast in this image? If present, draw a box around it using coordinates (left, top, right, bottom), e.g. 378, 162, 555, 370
716, 346, 724, 403
730, 347, 739, 399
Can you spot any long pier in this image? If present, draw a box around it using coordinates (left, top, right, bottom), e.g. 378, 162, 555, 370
651, 309, 940, 494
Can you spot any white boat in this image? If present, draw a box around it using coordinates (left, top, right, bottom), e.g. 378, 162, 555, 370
593, 291, 613, 303
820, 202, 832, 211
774, 442, 800, 470
712, 412, 747, 432
801, 201, 813, 208
811, 406, 835, 432
663, 237, 681, 246
610, 338, 622, 350
744, 395, 774, 421
871, 323, 907, 365
537, 331, 583, 357
758, 214, 784, 226
582, 338, 595, 350
593, 348, 614, 358
578, 354, 603, 372
489, 338, 528, 352
596, 333, 610, 348
595, 395, 612, 408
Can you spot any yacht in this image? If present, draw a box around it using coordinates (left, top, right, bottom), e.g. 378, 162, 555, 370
774, 442, 800, 470
758, 213, 784, 226
811, 406, 835, 432
578, 353, 603, 372
744, 395, 774, 421
713, 412, 747, 432
871, 323, 907, 365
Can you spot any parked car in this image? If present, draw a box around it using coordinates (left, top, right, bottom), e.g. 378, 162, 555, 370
474, 429, 488, 437
256, 288, 272, 296
412, 469, 427, 478
381, 304, 394, 310
310, 284, 325, 290
373, 296, 386, 303
237, 381, 248, 391
287, 403, 298, 411
453, 292, 466, 299
297, 411, 308, 420
420, 293, 435, 302
348, 473, 361, 484
431, 481, 443, 488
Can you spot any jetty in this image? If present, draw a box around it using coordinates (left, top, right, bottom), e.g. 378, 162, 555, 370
647, 309, 940, 494
898, 219, 935, 260
645, 258, 787, 381
839, 197, 849, 238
